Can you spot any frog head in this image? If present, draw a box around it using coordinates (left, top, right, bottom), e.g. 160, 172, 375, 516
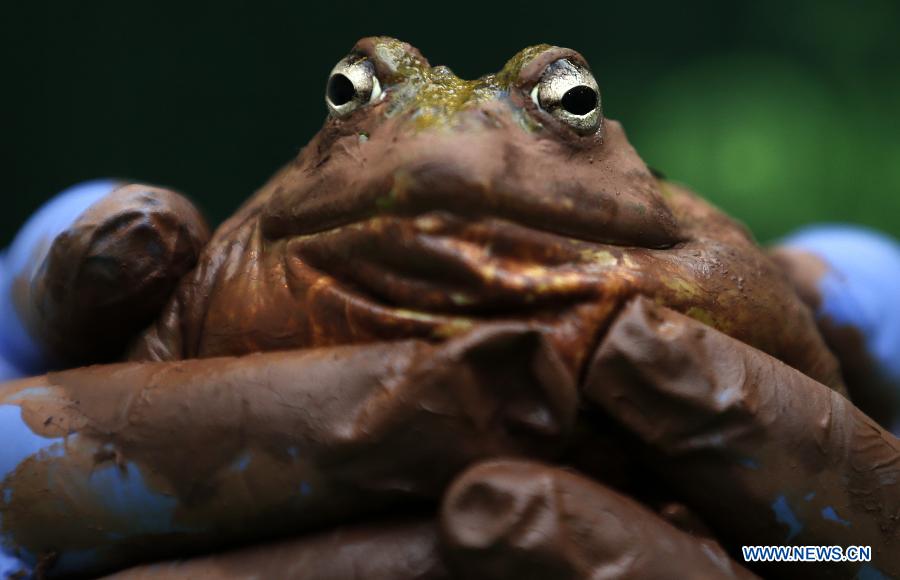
140, 37, 843, 392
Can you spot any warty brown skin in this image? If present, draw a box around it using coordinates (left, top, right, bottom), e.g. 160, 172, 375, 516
128, 38, 842, 396
1, 36, 884, 578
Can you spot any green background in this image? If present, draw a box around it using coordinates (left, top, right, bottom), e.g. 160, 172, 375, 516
3, 0, 899, 246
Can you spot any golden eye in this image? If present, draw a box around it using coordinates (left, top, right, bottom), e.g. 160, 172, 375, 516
325, 56, 383, 117
531, 59, 602, 135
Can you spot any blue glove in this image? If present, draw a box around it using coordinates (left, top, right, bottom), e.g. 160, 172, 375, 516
1, 179, 120, 578
780, 225, 900, 432
1, 179, 212, 578
0, 180, 119, 381
1, 186, 899, 578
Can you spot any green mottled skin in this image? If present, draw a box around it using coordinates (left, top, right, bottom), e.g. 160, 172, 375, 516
371, 37, 550, 130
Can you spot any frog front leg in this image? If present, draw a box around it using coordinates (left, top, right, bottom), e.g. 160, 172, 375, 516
0, 181, 209, 375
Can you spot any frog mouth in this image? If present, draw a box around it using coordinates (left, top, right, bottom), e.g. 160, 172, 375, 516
261, 136, 682, 251
287, 211, 622, 316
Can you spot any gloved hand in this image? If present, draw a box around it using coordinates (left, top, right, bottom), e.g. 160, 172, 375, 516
0, 181, 208, 380
2, 299, 899, 578
4, 184, 900, 579
773, 225, 900, 432
1, 179, 119, 379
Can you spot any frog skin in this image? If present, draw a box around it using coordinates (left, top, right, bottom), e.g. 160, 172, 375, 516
3, 37, 879, 579
129, 37, 841, 391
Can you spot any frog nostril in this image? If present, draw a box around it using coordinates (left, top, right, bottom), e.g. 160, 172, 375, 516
561, 86, 598, 116
327, 73, 356, 106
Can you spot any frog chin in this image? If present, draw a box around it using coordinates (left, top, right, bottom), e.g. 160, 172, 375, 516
275, 210, 640, 378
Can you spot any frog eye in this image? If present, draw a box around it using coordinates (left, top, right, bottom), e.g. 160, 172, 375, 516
531, 59, 602, 135
325, 56, 383, 117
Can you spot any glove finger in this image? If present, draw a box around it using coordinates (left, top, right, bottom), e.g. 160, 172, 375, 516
441, 459, 756, 580
101, 520, 447, 580
584, 296, 900, 578
0, 323, 576, 577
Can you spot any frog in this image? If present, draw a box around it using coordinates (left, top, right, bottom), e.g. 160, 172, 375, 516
4, 36, 887, 579
124, 36, 841, 387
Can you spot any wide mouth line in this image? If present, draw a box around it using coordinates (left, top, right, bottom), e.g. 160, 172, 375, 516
278, 209, 677, 250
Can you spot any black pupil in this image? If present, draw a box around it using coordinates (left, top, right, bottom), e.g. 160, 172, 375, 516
327, 73, 356, 106
561, 85, 597, 115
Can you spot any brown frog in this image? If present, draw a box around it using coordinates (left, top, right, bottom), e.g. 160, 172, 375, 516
6, 37, 890, 579
125, 37, 840, 388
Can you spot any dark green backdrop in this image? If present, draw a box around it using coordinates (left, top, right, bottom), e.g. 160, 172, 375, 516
3, 0, 899, 245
